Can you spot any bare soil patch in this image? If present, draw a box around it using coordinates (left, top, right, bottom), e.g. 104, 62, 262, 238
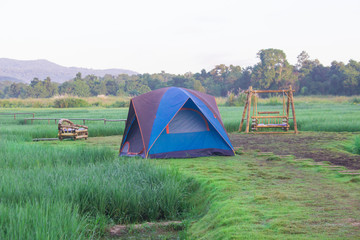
109, 221, 183, 239
230, 132, 360, 170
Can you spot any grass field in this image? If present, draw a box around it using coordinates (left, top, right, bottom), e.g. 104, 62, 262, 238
0, 98, 360, 239
0, 116, 198, 239
161, 153, 360, 239
1, 100, 360, 135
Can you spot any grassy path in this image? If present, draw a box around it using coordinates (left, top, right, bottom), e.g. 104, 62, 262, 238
160, 153, 360, 239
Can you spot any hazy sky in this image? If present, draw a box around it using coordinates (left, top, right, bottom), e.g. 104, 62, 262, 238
1, 0, 359, 74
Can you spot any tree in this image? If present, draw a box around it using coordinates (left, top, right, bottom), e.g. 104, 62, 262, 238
193, 80, 206, 92
8, 83, 27, 98
251, 49, 296, 90
44, 77, 58, 97
104, 79, 119, 96
296, 52, 321, 95
84, 74, 106, 96
328, 61, 346, 95
208, 64, 230, 96
234, 67, 252, 92
72, 79, 90, 97
59, 74, 90, 97
343, 60, 360, 95
296, 51, 310, 70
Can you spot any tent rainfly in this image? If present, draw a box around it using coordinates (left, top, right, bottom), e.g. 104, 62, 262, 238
119, 87, 235, 159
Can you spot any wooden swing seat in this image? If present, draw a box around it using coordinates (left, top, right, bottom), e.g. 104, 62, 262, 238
257, 124, 287, 127
258, 111, 280, 115
251, 115, 289, 130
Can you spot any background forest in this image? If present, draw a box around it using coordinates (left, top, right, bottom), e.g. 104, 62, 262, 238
1, 49, 360, 99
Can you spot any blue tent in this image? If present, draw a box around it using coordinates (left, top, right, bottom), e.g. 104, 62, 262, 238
120, 87, 235, 158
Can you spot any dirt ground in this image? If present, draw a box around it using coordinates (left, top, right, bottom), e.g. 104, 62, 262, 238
230, 132, 360, 170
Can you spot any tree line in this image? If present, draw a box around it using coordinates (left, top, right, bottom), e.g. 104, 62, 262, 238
1, 49, 359, 99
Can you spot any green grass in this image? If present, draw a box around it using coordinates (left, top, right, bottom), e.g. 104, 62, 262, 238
0, 140, 114, 168
222, 103, 360, 132
344, 136, 360, 155
1, 102, 360, 239
0, 161, 197, 222
0, 108, 127, 141
0, 200, 91, 240
0, 114, 198, 239
1, 101, 360, 134
161, 154, 360, 239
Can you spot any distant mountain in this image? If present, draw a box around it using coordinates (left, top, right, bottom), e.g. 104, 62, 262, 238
0, 76, 23, 82
0, 58, 137, 83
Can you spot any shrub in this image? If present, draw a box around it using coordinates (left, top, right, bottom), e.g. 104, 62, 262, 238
263, 96, 281, 106
107, 100, 129, 108
350, 97, 360, 104
91, 101, 103, 107
225, 92, 247, 106
53, 98, 89, 108
0, 100, 52, 108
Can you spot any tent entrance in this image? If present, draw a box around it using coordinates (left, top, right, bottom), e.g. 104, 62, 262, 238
120, 117, 145, 156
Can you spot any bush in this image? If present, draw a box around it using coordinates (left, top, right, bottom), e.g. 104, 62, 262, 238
263, 96, 281, 106
53, 98, 90, 108
107, 100, 129, 108
0, 100, 52, 108
350, 97, 360, 104
225, 92, 247, 106
91, 101, 103, 107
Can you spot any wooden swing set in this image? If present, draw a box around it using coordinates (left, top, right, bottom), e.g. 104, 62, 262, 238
239, 86, 298, 134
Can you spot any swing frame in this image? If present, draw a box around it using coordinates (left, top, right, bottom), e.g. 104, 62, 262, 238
239, 86, 298, 134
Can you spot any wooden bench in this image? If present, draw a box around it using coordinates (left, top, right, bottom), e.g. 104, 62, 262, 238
58, 119, 88, 141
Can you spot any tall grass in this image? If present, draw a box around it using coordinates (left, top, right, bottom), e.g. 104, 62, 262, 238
220, 103, 360, 133
0, 161, 197, 223
2, 98, 360, 133
0, 141, 114, 168
354, 136, 360, 154
0, 96, 131, 108
0, 201, 91, 240
0, 110, 199, 239
344, 136, 360, 155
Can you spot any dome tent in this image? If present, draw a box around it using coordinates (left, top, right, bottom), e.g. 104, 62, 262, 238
119, 87, 235, 158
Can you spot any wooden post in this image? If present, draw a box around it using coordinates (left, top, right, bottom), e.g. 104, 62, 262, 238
14, 114, 16, 120
239, 90, 250, 132
104, 119, 106, 125
286, 91, 290, 118
32, 113, 35, 118
83, 119, 85, 125
253, 95, 256, 117
31, 119, 33, 124
245, 86, 253, 133
48, 119, 50, 125
289, 86, 298, 134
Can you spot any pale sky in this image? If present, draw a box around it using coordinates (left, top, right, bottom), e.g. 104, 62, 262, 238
1, 0, 359, 74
